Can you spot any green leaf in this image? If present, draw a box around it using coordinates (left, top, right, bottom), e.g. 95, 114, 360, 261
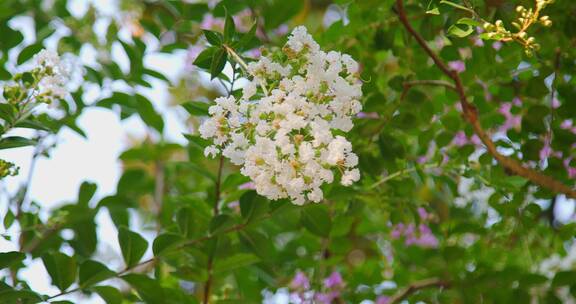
239, 191, 268, 224
0, 103, 16, 123
214, 253, 260, 274
176, 207, 195, 237
0, 23, 24, 51
79, 260, 115, 288
0, 251, 25, 270
135, 95, 164, 133
182, 101, 211, 116
447, 18, 479, 38
14, 119, 52, 132
41, 252, 77, 291
17, 44, 43, 65
193, 47, 217, 69
152, 233, 183, 256
118, 227, 148, 267
224, 12, 236, 43
0, 289, 42, 304
552, 271, 576, 287
203, 30, 223, 46
122, 273, 165, 303
426, 7, 440, 15
209, 214, 234, 235
93, 286, 123, 304
210, 48, 228, 80
78, 181, 97, 206
301, 204, 332, 237
3, 209, 15, 230
0, 136, 36, 150
234, 23, 257, 51
239, 230, 274, 259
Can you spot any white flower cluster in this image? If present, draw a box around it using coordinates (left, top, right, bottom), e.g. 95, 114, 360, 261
199, 26, 362, 205
34, 49, 69, 102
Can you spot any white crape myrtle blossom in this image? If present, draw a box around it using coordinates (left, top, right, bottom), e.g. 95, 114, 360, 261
34, 49, 70, 103
199, 26, 363, 205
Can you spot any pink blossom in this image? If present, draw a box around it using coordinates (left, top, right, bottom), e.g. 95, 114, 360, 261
498, 102, 521, 133
390, 213, 439, 249
376, 296, 391, 304
186, 46, 204, 69
448, 60, 466, 73
560, 120, 576, 134
564, 158, 576, 179
473, 37, 484, 47
290, 271, 310, 290
315, 291, 340, 304
452, 131, 468, 147
417, 207, 429, 220
201, 14, 224, 31
238, 182, 256, 190
551, 97, 561, 109
323, 272, 344, 289
390, 223, 404, 239
540, 136, 552, 161
417, 233, 439, 247
356, 112, 380, 119
245, 48, 262, 59
492, 41, 503, 50
274, 24, 290, 36
470, 135, 482, 146
561, 119, 573, 129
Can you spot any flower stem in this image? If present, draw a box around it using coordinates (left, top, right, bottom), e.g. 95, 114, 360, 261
222, 44, 269, 96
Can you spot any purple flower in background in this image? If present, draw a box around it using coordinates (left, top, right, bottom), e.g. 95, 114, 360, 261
561, 119, 573, 129
473, 36, 484, 47
552, 97, 561, 109
324, 272, 344, 289
290, 271, 310, 290
452, 131, 468, 147
390, 210, 439, 248
186, 45, 204, 70
564, 158, 576, 179
470, 135, 482, 146
238, 181, 256, 190
560, 119, 576, 134
245, 48, 262, 59
492, 41, 503, 51
448, 60, 466, 73
390, 223, 404, 239
357, 112, 380, 119
417, 207, 429, 220
376, 296, 391, 304
498, 102, 512, 115
201, 14, 224, 31
498, 102, 521, 133
274, 24, 290, 36
540, 136, 552, 161
315, 291, 340, 304
512, 97, 522, 106
417, 232, 439, 247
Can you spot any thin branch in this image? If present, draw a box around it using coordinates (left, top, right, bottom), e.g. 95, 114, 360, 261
388, 278, 450, 304
43, 207, 283, 302
401, 80, 457, 101
154, 160, 165, 215
370, 162, 443, 189
222, 44, 269, 95
395, 0, 576, 199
